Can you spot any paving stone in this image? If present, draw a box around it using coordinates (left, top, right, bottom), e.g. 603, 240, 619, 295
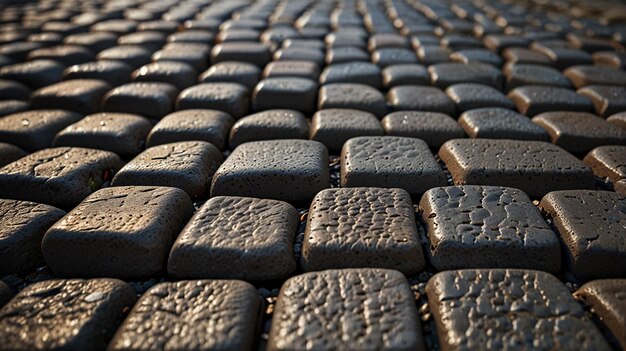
502, 47, 553, 66
274, 47, 325, 67
420, 186, 560, 271
177, 83, 249, 119
301, 187, 424, 274
211, 42, 271, 67
229, 109, 308, 149
439, 139, 595, 197
0, 142, 27, 167
426, 269, 611, 351
417, 46, 452, 65
540, 190, 626, 281
368, 33, 409, 51
31, 79, 111, 115
262, 60, 320, 80
198, 61, 260, 91
578, 85, 626, 117
387, 85, 456, 116
428, 62, 504, 90
0, 147, 122, 208
532, 112, 626, 154
0, 79, 30, 100
445, 83, 515, 113
592, 51, 626, 69
63, 60, 133, 87
53, 113, 152, 156
450, 49, 503, 67
0, 199, 65, 275
27, 44, 95, 67
146, 109, 234, 150
381, 64, 429, 88
112, 141, 222, 199
42, 186, 192, 278
575, 279, 626, 349
319, 62, 382, 88
325, 32, 367, 48
109, 280, 262, 351
132, 61, 197, 90
459, 107, 549, 140
102, 82, 179, 119
533, 46, 594, 69
0, 100, 29, 117
564, 65, 626, 88
318, 83, 387, 118
91, 19, 137, 35
440, 34, 483, 51
118, 31, 167, 49
608, 111, 626, 129
567, 33, 615, 52
211, 140, 329, 202
310, 109, 384, 151
0, 42, 45, 62
508, 85, 594, 117
0, 109, 82, 151
153, 44, 209, 72
341, 136, 446, 196
371, 48, 419, 67
382, 111, 464, 148
168, 196, 299, 280
168, 30, 214, 45
483, 34, 531, 53
325, 46, 370, 65
216, 29, 260, 43
0, 279, 137, 350
583, 145, 626, 184
97, 45, 153, 69
64, 32, 118, 53
0, 281, 11, 307
252, 77, 317, 115
268, 268, 423, 351
0, 60, 64, 89
503, 63, 572, 91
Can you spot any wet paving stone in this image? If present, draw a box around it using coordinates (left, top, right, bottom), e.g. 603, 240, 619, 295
420, 186, 561, 272
577, 85, 626, 117
318, 83, 387, 118
439, 139, 595, 197
508, 85, 594, 116
131, 61, 198, 90
31, 79, 111, 115
97, 45, 154, 69
564, 65, 626, 88
42, 186, 193, 278
341, 136, 446, 197
310, 108, 383, 151
428, 62, 504, 90
0, 109, 82, 151
301, 187, 425, 274
583, 146, 626, 185
0, 278, 137, 350
426, 269, 611, 351
382, 111, 465, 148
199, 61, 261, 91
445, 83, 515, 113
0, 142, 26, 167
211, 42, 271, 67
387, 85, 455, 116
0, 60, 64, 89
168, 196, 298, 280
147, 109, 234, 150
0, 199, 66, 276
268, 268, 424, 351
63, 61, 134, 87
540, 190, 626, 281
211, 140, 329, 202
262, 60, 320, 80
252, 77, 318, 115
503, 63, 573, 91
103, 82, 179, 119
108, 280, 262, 351
177, 82, 249, 119
381, 64, 429, 88
459, 107, 549, 141
229, 109, 308, 149
320, 62, 382, 88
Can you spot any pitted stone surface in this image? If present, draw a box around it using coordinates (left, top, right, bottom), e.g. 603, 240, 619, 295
53, 113, 152, 156
0, 59, 64, 89
503, 64, 572, 91
539, 190, 626, 281
382, 111, 465, 148
420, 186, 560, 271
168, 196, 299, 280
387, 86, 456, 116
31, 79, 111, 115
62, 61, 133, 87
318, 83, 387, 118
583, 146, 626, 184
575, 279, 626, 350
341, 137, 446, 196
229, 109, 308, 149
310, 109, 384, 151
459, 107, 549, 140
428, 62, 504, 89
445, 83, 515, 113
199, 61, 260, 90
508, 85, 594, 116
97, 45, 153, 69
0, 279, 137, 350
577, 85, 626, 117
211, 140, 329, 202
262, 60, 320, 80
302, 187, 424, 274
147, 109, 234, 150
131, 61, 197, 90
320, 62, 382, 88
439, 139, 595, 197
0, 109, 82, 151
426, 269, 611, 351
564, 65, 626, 88
252, 77, 318, 115
109, 280, 261, 351
42, 186, 193, 278
112, 141, 222, 199
102, 82, 179, 119
381, 64, 429, 88
268, 268, 424, 351
0, 147, 123, 208
0, 142, 27, 167
176, 82, 249, 119
0, 199, 65, 275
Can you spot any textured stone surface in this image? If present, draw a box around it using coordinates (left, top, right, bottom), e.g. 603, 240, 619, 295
63, 61, 133, 87
341, 136, 446, 196
577, 85, 626, 117
109, 280, 261, 351
302, 187, 424, 274
132, 61, 197, 90
168, 196, 299, 280
199, 61, 260, 90
211, 42, 271, 67
428, 62, 504, 89
0, 279, 136, 350
252, 77, 317, 114
0, 147, 122, 208
229, 109, 308, 149
97, 45, 153, 69
564, 65, 626, 88
320, 62, 382, 88
575, 279, 626, 350
445, 83, 515, 112
583, 145, 626, 184
211, 140, 329, 202
459, 107, 548, 140
532, 112, 626, 154
381, 64, 429, 88
31, 79, 111, 115
268, 268, 424, 351
102, 82, 179, 119
439, 139, 595, 197
0, 199, 65, 275
310, 109, 384, 151
112, 141, 222, 199
0, 109, 82, 151
382, 111, 465, 148
387, 86, 455, 116
426, 269, 611, 351
540, 190, 626, 281
176, 83, 249, 119
0, 142, 27, 167
318, 83, 387, 118
42, 186, 193, 278
262, 60, 320, 80
146, 109, 234, 150
420, 186, 560, 271
53, 113, 152, 156
508, 85, 593, 116
153, 44, 209, 72
503, 64, 572, 91
0, 59, 64, 88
